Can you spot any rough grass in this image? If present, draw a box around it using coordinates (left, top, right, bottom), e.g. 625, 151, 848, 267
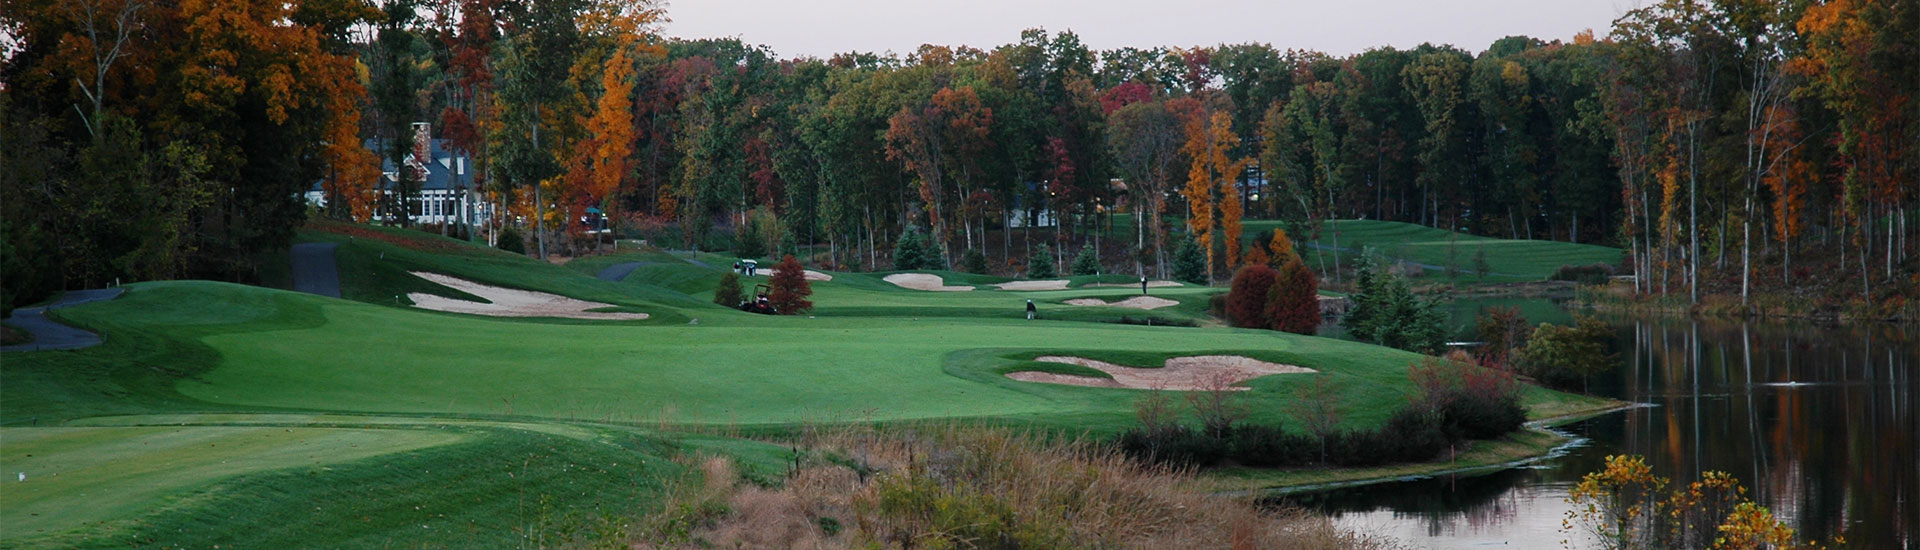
632, 424, 1408, 549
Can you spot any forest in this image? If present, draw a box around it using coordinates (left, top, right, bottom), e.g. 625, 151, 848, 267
2, 0, 1914, 313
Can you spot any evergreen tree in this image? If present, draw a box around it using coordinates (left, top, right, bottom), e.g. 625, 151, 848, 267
779, 227, 799, 259
893, 228, 926, 270
923, 237, 948, 270
713, 272, 744, 307
1027, 244, 1057, 278
1172, 234, 1207, 285
1071, 243, 1102, 275
736, 215, 767, 260
961, 248, 990, 274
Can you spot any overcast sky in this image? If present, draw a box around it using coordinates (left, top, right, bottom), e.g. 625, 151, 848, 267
664, 0, 1640, 60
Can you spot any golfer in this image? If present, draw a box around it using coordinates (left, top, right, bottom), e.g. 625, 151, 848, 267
1025, 299, 1036, 320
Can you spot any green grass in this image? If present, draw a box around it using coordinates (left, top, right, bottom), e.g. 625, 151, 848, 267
0, 220, 1612, 547
1249, 219, 1624, 282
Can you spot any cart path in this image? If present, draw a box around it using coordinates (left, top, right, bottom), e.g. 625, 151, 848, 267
291, 242, 342, 298
1, 288, 125, 352
595, 261, 658, 282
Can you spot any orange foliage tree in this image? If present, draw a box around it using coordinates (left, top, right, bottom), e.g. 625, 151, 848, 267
768, 254, 813, 314
1179, 104, 1248, 283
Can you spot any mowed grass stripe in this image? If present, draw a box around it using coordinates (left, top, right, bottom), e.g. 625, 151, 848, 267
0, 426, 465, 542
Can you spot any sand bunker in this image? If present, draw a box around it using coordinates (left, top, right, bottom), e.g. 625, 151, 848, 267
407, 272, 649, 320
1087, 280, 1182, 289
994, 280, 1070, 291
745, 269, 833, 281
1063, 296, 1181, 310
883, 273, 974, 291
1007, 355, 1314, 391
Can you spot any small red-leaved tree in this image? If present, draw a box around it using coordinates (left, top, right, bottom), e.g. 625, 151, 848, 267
768, 254, 813, 315
1267, 257, 1320, 335
1226, 264, 1277, 328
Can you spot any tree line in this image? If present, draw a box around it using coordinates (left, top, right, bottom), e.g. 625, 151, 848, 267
3, 0, 1913, 313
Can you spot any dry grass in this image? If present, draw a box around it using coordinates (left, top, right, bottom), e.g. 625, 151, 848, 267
633, 424, 1405, 549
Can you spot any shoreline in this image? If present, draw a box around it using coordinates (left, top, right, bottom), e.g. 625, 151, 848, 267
1201, 399, 1635, 496
1573, 286, 1916, 325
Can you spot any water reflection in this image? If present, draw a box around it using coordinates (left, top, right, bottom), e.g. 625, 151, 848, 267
1288, 312, 1917, 549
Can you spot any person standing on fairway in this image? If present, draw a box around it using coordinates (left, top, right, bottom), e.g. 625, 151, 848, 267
1025, 299, 1036, 320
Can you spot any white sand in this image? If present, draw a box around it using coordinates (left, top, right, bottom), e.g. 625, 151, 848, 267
1006, 355, 1314, 391
994, 280, 1071, 291
407, 272, 649, 320
883, 273, 973, 291
1062, 296, 1181, 310
1087, 280, 1182, 288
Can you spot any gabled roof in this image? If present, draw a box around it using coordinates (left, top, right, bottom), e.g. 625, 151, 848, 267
310, 138, 474, 193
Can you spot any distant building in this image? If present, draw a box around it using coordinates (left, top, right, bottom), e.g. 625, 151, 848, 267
306, 122, 492, 227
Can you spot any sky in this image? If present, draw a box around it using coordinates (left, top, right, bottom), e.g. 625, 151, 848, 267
663, 0, 1640, 60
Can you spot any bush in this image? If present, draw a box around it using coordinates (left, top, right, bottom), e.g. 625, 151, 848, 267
1226, 264, 1278, 328
1549, 262, 1616, 285
713, 272, 744, 307
1515, 316, 1615, 391
497, 225, 525, 254
1071, 244, 1101, 275
1025, 244, 1056, 278
1408, 355, 1525, 441
960, 248, 989, 274
922, 237, 947, 270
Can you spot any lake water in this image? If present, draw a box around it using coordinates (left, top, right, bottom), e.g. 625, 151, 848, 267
1290, 310, 1917, 549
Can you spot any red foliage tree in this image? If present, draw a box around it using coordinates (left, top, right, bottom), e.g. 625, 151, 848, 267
1226, 264, 1278, 328
768, 254, 813, 315
1267, 257, 1320, 335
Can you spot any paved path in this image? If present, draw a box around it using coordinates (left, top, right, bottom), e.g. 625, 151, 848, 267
595, 261, 658, 282
1, 288, 125, 352
291, 242, 342, 298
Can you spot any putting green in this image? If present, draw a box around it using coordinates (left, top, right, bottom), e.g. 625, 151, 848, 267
0, 425, 464, 542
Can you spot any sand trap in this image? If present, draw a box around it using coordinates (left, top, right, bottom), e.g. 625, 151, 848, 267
745, 269, 833, 281
407, 272, 649, 320
994, 280, 1071, 291
1063, 296, 1181, 310
1007, 355, 1314, 391
1087, 280, 1182, 288
883, 273, 973, 291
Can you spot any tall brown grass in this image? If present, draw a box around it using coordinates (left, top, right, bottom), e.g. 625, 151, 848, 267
633, 423, 1404, 549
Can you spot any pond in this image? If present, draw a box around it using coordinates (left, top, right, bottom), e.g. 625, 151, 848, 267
1290, 306, 1917, 549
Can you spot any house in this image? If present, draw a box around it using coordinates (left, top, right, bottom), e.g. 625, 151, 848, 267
306, 122, 493, 228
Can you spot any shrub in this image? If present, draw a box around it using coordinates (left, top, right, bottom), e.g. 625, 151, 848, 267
1408, 355, 1525, 441
960, 248, 989, 274
497, 225, 525, 254
713, 272, 744, 307
1516, 316, 1615, 391
1550, 262, 1616, 285
1071, 243, 1101, 275
1172, 234, 1207, 285
768, 254, 813, 314
1226, 264, 1278, 328
1025, 244, 1056, 278
1267, 256, 1320, 335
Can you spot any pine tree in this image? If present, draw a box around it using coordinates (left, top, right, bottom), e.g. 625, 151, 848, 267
961, 248, 989, 274
893, 228, 926, 270
736, 215, 767, 260
1027, 244, 1057, 278
1172, 234, 1207, 285
1071, 243, 1101, 276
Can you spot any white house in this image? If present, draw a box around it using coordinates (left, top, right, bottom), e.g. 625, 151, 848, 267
306, 123, 493, 228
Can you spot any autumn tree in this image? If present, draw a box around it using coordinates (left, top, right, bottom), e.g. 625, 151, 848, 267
1107, 100, 1182, 276
1226, 264, 1278, 328
1267, 256, 1320, 335
768, 254, 813, 314
1178, 102, 1248, 284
